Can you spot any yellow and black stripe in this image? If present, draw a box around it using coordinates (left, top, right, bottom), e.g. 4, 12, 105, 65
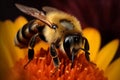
14, 20, 41, 48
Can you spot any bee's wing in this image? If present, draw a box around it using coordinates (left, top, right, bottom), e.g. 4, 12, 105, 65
15, 4, 52, 27
42, 6, 61, 13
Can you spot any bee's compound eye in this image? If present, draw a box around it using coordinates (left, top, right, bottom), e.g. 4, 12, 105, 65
74, 36, 80, 42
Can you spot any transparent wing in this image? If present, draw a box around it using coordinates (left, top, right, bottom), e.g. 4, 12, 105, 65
15, 4, 52, 27
42, 6, 61, 13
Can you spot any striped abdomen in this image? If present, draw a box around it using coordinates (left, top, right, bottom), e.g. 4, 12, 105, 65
14, 20, 41, 48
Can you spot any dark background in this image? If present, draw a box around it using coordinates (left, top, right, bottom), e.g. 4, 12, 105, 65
0, 0, 50, 20
0, 0, 120, 61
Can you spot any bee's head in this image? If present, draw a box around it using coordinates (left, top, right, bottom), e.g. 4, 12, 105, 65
63, 33, 90, 63
63, 33, 83, 60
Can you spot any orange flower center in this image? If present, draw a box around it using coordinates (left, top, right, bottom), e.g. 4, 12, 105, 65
7, 48, 108, 80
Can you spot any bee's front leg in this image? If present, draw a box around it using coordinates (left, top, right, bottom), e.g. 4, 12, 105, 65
83, 37, 90, 61
50, 43, 60, 74
24, 33, 40, 69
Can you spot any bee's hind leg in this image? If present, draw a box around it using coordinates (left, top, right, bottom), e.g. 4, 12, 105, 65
24, 33, 40, 69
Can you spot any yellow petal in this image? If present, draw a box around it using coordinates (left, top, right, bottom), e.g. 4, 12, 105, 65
95, 39, 119, 70
0, 20, 17, 61
0, 17, 28, 62
0, 17, 28, 79
0, 20, 16, 61
0, 21, 14, 80
82, 27, 101, 61
0, 35, 14, 80
104, 58, 120, 80
0, 40, 14, 68
14, 16, 28, 29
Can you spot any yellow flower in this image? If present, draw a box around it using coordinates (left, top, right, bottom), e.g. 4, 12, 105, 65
83, 28, 120, 80
0, 16, 28, 79
0, 16, 119, 80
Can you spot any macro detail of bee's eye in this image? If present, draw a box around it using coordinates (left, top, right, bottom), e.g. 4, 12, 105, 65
73, 36, 80, 42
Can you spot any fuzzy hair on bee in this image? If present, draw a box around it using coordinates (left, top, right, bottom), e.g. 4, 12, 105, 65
14, 4, 90, 72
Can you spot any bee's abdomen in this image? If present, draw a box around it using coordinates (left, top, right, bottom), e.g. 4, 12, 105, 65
14, 20, 39, 48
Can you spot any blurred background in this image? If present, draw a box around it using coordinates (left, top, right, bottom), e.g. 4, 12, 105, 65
0, 0, 120, 61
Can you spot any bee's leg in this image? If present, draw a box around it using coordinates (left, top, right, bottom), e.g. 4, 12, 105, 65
71, 50, 75, 68
50, 43, 60, 74
83, 37, 90, 61
24, 33, 40, 69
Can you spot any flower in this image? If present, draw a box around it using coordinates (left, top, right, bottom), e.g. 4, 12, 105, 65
0, 16, 28, 80
0, 16, 119, 80
82, 28, 120, 80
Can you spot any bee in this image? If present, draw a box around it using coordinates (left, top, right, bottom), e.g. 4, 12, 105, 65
14, 4, 90, 70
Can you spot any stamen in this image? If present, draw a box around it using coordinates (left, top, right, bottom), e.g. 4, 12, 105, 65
7, 48, 108, 80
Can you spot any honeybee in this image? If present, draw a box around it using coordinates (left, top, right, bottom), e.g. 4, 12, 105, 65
14, 4, 90, 70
